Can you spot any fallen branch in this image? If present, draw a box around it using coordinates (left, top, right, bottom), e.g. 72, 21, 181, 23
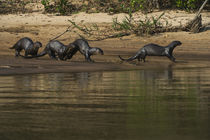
50, 25, 72, 41
196, 0, 208, 17
87, 32, 131, 41
184, 0, 208, 33
66, 1, 209, 41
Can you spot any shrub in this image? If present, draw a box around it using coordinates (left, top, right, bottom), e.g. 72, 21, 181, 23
175, 0, 204, 11
112, 11, 166, 36
41, 0, 76, 15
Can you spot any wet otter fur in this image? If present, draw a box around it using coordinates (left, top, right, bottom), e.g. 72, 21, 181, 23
21, 40, 71, 60
65, 39, 104, 62
10, 37, 42, 57
119, 41, 182, 62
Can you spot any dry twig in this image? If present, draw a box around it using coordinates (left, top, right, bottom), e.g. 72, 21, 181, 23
50, 26, 72, 41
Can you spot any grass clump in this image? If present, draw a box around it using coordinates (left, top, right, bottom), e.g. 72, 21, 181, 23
112, 11, 166, 36
67, 11, 167, 41
41, 0, 76, 15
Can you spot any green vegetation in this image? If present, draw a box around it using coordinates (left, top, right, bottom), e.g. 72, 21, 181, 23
112, 11, 165, 36
67, 11, 166, 41
176, 0, 204, 11
41, 0, 76, 15
0, 0, 208, 15
41, 0, 50, 11
0, 0, 208, 38
39, 0, 208, 15
56, 0, 68, 15
65, 0, 208, 39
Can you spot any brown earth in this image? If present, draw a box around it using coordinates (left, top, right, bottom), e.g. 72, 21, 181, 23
0, 11, 210, 75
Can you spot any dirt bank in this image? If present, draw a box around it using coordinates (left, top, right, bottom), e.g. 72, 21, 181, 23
0, 11, 210, 75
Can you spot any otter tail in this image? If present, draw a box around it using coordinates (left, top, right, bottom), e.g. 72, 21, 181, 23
20, 50, 47, 59
119, 54, 138, 61
9, 43, 17, 49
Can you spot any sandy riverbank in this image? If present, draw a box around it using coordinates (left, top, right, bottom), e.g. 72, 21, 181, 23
0, 11, 210, 75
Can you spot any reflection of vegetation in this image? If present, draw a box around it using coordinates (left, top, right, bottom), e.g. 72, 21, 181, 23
122, 70, 205, 139
2, 69, 209, 139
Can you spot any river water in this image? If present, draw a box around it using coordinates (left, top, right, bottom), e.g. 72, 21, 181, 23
0, 65, 209, 140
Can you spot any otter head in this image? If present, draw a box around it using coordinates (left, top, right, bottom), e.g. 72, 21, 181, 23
94, 47, 104, 55
172, 41, 182, 47
64, 44, 74, 54
34, 41, 42, 48
32, 42, 42, 54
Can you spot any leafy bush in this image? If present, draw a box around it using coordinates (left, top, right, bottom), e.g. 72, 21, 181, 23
40, 0, 208, 15
118, 0, 155, 13
41, 0, 50, 11
112, 11, 166, 36
127, 0, 206, 11
41, 0, 76, 15
175, 0, 204, 10
56, 0, 68, 15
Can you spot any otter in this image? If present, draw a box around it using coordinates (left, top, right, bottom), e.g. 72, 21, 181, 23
22, 40, 72, 60
65, 39, 104, 62
119, 41, 182, 62
10, 37, 42, 57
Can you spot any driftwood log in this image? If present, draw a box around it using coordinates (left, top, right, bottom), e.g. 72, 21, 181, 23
184, 0, 208, 33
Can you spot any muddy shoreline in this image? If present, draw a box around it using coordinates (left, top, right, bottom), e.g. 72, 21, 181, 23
0, 11, 210, 75
1, 50, 210, 76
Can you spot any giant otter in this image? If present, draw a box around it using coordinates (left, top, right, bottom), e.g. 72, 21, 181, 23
10, 37, 42, 57
22, 40, 72, 60
119, 41, 182, 62
65, 39, 104, 62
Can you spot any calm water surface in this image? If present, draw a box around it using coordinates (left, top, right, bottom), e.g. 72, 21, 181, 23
0, 66, 209, 140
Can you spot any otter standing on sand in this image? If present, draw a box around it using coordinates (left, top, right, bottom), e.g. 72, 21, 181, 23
65, 39, 104, 62
10, 37, 42, 57
119, 41, 182, 62
22, 40, 72, 60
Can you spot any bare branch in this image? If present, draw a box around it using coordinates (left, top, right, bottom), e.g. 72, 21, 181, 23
50, 25, 72, 41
